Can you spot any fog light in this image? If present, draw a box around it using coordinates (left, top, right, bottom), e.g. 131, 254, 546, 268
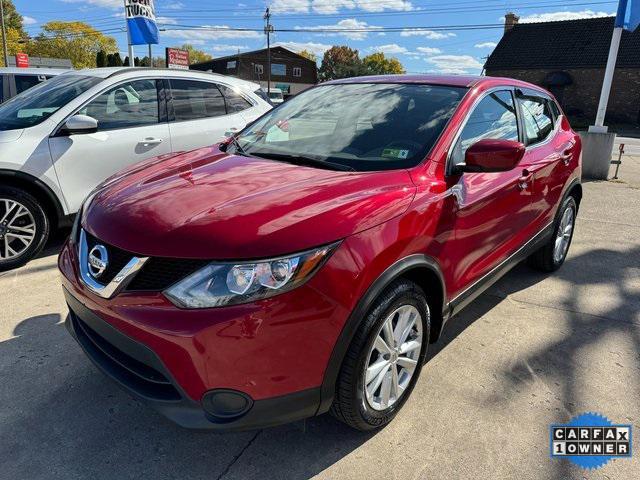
202, 389, 253, 420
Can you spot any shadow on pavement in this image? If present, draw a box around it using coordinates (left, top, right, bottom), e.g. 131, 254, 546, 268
0, 314, 372, 480
2, 245, 638, 479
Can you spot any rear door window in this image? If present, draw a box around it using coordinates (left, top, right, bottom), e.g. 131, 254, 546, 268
218, 84, 253, 113
14, 75, 42, 94
517, 94, 555, 145
169, 79, 227, 121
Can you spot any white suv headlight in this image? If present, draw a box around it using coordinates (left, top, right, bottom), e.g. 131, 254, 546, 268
164, 243, 339, 309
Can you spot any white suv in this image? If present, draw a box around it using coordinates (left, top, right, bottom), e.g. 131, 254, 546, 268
0, 67, 272, 270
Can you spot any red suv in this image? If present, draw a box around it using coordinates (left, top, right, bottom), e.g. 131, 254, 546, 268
59, 75, 581, 431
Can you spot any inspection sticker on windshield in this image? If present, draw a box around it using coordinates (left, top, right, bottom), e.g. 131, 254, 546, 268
550, 412, 632, 470
382, 148, 409, 159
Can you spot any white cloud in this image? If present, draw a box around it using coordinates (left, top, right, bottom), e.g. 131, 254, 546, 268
312, 0, 356, 15
416, 46, 441, 55
156, 16, 178, 25
357, 0, 412, 13
368, 43, 408, 55
271, 0, 309, 13
22, 16, 37, 25
400, 29, 456, 39
474, 42, 497, 49
164, 26, 261, 40
275, 41, 332, 57
62, 0, 121, 8
162, 1, 185, 10
274, 0, 412, 14
426, 55, 483, 74
519, 10, 614, 23
297, 18, 381, 40
208, 44, 249, 54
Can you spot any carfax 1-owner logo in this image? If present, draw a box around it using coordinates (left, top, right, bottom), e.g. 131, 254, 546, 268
550, 412, 633, 470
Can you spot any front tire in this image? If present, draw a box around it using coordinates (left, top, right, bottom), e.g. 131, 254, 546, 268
0, 187, 50, 272
331, 279, 430, 431
528, 196, 577, 272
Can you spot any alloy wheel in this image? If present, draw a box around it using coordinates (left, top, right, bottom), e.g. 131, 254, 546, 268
553, 206, 575, 263
364, 304, 423, 411
0, 199, 37, 261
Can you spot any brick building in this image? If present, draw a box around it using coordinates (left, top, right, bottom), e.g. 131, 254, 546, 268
190, 46, 317, 97
485, 14, 640, 127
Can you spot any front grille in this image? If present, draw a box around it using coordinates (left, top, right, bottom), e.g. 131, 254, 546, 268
71, 311, 181, 402
85, 232, 132, 285
83, 231, 209, 292
127, 258, 209, 291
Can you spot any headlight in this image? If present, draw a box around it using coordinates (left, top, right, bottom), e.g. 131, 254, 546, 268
164, 243, 340, 309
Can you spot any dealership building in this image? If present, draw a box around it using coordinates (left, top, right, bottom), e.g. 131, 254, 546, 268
190, 46, 318, 97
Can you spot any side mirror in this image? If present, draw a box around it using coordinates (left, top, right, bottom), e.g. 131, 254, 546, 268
458, 139, 525, 173
62, 115, 98, 135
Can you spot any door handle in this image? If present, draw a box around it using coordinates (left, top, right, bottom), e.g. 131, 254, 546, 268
518, 169, 533, 190
140, 137, 163, 147
560, 142, 574, 166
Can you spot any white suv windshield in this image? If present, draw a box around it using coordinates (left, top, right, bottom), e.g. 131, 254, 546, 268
235, 83, 467, 171
0, 74, 101, 131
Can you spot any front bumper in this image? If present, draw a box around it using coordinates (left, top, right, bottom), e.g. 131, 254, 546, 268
64, 286, 320, 431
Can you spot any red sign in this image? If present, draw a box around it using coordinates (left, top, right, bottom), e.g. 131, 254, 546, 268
15, 53, 29, 68
166, 48, 189, 70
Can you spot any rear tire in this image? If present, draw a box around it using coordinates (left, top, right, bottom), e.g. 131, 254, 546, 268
0, 187, 50, 272
527, 196, 577, 272
330, 279, 430, 431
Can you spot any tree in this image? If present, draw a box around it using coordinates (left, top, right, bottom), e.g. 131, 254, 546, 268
139, 56, 152, 67
26, 21, 118, 68
107, 52, 123, 67
96, 50, 107, 67
177, 44, 212, 64
1, 0, 26, 33
319, 46, 364, 81
362, 52, 406, 75
298, 49, 317, 63
0, 1, 27, 67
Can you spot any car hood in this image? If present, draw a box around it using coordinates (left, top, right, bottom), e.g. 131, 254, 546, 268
84, 146, 415, 259
0, 129, 24, 143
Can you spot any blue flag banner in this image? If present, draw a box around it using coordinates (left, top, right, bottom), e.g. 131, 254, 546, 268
615, 0, 640, 31
125, 0, 159, 45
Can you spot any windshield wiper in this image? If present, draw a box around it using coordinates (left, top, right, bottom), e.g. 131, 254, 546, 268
227, 135, 247, 156
249, 151, 355, 172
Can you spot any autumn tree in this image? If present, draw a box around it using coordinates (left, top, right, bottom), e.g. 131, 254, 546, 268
318, 46, 364, 81
0, 0, 27, 66
298, 49, 317, 63
362, 52, 406, 75
26, 21, 118, 68
178, 44, 212, 64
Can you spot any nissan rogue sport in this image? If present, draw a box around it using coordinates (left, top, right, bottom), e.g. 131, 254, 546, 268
59, 75, 582, 431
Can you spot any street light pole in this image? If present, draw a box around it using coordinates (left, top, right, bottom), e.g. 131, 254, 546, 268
0, 0, 9, 68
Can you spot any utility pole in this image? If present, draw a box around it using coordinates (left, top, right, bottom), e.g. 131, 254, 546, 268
0, 0, 8, 68
264, 7, 273, 94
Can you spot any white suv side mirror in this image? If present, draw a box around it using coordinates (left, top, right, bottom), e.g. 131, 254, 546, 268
63, 114, 98, 135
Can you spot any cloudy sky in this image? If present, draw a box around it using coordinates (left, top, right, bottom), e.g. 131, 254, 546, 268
15, 0, 617, 74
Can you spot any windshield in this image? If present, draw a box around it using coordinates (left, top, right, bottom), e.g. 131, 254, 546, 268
0, 74, 102, 131
235, 83, 467, 171
268, 91, 283, 100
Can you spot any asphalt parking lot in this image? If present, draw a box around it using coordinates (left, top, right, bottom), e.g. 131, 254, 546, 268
1, 140, 639, 480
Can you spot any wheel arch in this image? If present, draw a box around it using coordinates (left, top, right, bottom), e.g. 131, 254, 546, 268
317, 254, 448, 414
0, 170, 68, 228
